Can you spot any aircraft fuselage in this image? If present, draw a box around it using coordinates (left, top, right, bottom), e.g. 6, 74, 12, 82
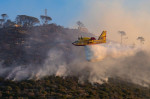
72, 39, 106, 46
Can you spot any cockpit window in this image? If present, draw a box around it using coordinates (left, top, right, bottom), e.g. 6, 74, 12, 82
74, 41, 78, 43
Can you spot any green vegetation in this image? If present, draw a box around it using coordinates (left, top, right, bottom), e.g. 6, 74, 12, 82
0, 76, 150, 99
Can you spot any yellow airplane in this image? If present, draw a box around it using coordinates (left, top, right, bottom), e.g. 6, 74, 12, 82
72, 31, 106, 46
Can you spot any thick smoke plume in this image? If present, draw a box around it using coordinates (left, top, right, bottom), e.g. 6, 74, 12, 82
85, 42, 137, 62
85, 43, 150, 87
0, 22, 149, 87
0, 32, 150, 87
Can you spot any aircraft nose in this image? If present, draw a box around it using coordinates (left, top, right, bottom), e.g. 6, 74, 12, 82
72, 42, 76, 45
72, 42, 75, 45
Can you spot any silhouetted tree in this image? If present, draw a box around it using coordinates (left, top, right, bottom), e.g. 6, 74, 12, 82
16, 15, 40, 27
77, 21, 84, 29
137, 36, 145, 45
118, 31, 126, 44
40, 15, 52, 25
4, 19, 15, 27
1, 14, 8, 22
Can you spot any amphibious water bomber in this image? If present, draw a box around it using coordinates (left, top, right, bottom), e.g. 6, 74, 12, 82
72, 31, 106, 46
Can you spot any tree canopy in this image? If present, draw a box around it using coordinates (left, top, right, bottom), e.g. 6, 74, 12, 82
4, 19, 15, 27
77, 21, 84, 29
1, 14, 8, 22
118, 31, 127, 44
16, 15, 40, 27
137, 36, 145, 44
118, 31, 126, 36
40, 15, 52, 25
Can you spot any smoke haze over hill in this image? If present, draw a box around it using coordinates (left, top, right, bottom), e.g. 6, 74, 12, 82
0, 26, 149, 87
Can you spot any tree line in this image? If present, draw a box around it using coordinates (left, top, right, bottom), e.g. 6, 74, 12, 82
0, 13, 52, 28
118, 31, 145, 45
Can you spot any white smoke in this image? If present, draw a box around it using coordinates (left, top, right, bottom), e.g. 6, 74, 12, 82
0, 39, 150, 87
85, 42, 138, 62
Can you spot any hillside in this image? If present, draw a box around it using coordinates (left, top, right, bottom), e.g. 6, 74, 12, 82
0, 76, 150, 99
0, 24, 92, 66
0, 24, 150, 99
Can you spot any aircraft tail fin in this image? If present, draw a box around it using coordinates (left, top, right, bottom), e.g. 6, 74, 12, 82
98, 31, 106, 43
